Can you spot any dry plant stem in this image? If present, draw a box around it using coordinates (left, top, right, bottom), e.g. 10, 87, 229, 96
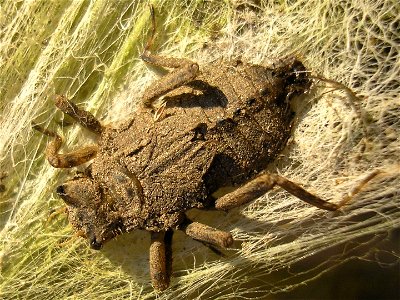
182, 221, 234, 248
32, 123, 98, 168
150, 231, 170, 291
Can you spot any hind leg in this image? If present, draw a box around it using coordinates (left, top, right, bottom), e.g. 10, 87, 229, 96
214, 172, 380, 211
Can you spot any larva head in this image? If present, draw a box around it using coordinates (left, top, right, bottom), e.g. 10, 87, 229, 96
56, 175, 124, 250
274, 57, 311, 99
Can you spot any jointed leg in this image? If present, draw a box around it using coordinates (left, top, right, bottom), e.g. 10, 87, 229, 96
32, 123, 98, 168
55, 95, 103, 134
216, 173, 337, 211
141, 54, 199, 107
149, 231, 172, 291
215, 172, 381, 211
180, 217, 233, 249
141, 5, 199, 107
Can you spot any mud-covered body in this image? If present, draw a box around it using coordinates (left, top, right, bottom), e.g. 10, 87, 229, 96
31, 8, 365, 290
82, 58, 309, 238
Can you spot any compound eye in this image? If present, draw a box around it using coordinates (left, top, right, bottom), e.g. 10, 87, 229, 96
90, 238, 103, 250
56, 184, 65, 195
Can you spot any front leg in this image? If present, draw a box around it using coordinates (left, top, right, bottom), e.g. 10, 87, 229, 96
141, 5, 199, 107
32, 123, 98, 168
55, 95, 103, 134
